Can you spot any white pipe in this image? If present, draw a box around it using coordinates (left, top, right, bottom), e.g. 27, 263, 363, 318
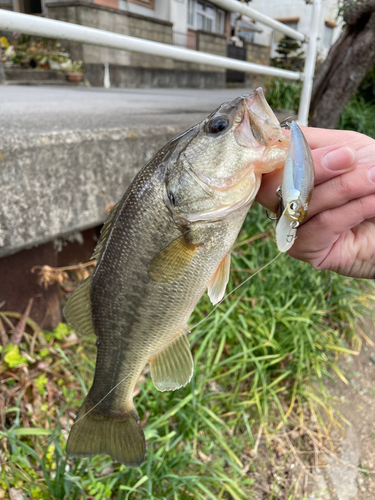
0, 11, 302, 80
103, 62, 110, 89
297, 0, 322, 125
210, 0, 306, 42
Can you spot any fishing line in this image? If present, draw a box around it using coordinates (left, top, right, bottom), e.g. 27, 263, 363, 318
190, 251, 282, 331
0, 250, 282, 470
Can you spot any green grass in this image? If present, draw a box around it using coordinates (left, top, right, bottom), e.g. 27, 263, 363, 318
338, 94, 375, 138
1, 203, 374, 499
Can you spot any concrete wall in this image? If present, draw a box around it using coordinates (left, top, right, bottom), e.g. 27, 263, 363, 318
196, 30, 226, 58
0, 125, 187, 258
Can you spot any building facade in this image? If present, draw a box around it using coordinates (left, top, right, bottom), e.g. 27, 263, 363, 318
0, 0, 342, 88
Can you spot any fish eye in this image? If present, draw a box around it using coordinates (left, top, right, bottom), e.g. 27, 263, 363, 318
207, 115, 230, 135
168, 191, 176, 206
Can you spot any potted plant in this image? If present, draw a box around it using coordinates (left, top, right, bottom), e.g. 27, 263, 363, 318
1, 37, 15, 68
63, 60, 84, 82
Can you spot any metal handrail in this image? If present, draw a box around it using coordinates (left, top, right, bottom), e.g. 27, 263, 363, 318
0, 11, 301, 80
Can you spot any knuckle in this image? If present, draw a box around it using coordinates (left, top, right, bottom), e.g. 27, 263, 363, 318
333, 173, 351, 197
314, 209, 332, 230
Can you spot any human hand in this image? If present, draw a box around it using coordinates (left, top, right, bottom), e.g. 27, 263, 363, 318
257, 128, 375, 278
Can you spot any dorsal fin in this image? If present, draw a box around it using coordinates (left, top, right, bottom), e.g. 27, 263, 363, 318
91, 202, 120, 262
64, 275, 95, 337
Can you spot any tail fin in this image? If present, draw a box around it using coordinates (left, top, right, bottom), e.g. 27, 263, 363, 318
66, 397, 146, 467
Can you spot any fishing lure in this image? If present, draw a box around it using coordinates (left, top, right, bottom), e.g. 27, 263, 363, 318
275, 121, 314, 252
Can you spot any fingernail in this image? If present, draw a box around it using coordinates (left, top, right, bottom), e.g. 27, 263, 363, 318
368, 166, 375, 183
322, 147, 356, 171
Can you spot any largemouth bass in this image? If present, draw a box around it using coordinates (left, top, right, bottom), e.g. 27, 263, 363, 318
64, 88, 289, 467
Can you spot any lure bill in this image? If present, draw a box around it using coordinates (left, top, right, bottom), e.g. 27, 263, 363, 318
64, 88, 290, 467
275, 121, 314, 252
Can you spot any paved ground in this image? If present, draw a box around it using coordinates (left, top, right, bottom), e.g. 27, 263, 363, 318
0, 86, 253, 137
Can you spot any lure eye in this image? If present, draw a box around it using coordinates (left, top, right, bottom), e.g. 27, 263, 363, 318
289, 201, 299, 211
207, 115, 230, 134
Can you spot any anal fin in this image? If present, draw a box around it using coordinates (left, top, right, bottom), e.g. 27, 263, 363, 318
149, 328, 193, 392
207, 251, 231, 305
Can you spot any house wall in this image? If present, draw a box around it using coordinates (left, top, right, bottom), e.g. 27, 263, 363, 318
245, 42, 270, 89
46, 0, 227, 87
249, 0, 342, 58
47, 1, 173, 67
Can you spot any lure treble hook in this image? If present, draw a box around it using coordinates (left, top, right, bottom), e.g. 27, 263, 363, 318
266, 185, 284, 221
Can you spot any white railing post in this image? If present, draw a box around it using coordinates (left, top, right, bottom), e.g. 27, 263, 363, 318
297, 0, 323, 125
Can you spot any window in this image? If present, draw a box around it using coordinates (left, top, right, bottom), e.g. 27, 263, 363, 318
323, 24, 333, 49
188, 0, 225, 34
273, 19, 299, 44
215, 9, 224, 34
188, 0, 194, 26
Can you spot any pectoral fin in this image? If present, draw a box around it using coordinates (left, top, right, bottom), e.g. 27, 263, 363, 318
207, 251, 231, 305
148, 233, 201, 283
149, 328, 193, 392
275, 209, 297, 252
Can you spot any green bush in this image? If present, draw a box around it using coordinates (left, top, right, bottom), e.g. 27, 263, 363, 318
265, 78, 302, 113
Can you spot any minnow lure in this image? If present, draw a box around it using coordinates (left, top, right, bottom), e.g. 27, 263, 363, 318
275, 121, 314, 252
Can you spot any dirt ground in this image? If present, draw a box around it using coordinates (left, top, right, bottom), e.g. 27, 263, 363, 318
306, 319, 375, 500
251, 317, 375, 500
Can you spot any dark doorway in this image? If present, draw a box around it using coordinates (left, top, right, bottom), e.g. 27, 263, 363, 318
226, 44, 247, 84
22, 0, 42, 14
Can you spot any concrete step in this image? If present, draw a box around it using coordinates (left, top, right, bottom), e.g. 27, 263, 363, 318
5, 68, 67, 82
4, 80, 88, 86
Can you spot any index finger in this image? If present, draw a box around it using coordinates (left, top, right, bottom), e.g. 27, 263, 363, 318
299, 126, 372, 150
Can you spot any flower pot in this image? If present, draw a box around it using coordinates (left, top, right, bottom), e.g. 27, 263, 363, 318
66, 72, 83, 82
4, 61, 13, 68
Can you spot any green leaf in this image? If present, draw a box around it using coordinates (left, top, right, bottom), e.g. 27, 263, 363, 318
52, 323, 70, 340
14, 428, 51, 436
34, 374, 48, 395
4, 343, 27, 368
